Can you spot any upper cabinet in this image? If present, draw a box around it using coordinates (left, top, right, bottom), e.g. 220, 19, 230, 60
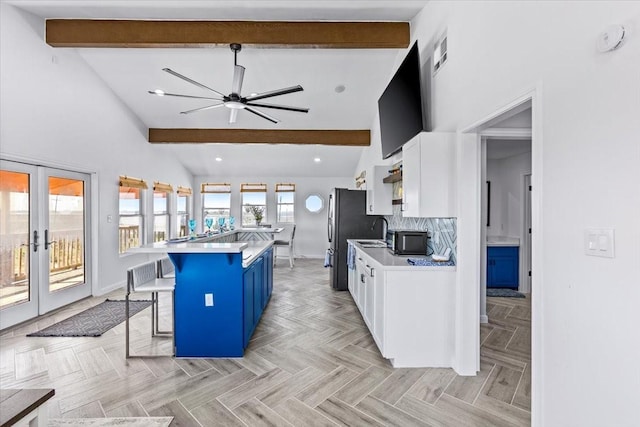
402, 132, 457, 218
366, 165, 393, 215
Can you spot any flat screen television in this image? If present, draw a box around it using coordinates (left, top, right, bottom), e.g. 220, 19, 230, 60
378, 41, 427, 159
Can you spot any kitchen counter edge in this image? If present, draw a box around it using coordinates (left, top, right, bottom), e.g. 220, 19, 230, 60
349, 240, 456, 271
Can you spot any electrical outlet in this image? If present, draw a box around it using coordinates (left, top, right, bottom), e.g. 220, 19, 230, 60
205, 293, 214, 306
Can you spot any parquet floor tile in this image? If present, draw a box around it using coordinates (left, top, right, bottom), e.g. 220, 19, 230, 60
0, 259, 531, 425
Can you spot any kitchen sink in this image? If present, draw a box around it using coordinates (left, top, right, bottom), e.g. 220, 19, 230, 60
356, 240, 387, 248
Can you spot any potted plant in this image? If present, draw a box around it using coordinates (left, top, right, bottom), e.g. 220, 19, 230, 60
247, 205, 264, 225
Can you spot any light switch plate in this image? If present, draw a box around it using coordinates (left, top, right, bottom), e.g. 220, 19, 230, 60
584, 228, 615, 258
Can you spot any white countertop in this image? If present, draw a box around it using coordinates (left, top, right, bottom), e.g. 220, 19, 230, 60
348, 240, 456, 271
486, 236, 520, 246
192, 227, 283, 243
128, 240, 273, 268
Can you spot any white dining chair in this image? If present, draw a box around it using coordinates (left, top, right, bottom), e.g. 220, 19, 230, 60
273, 224, 296, 268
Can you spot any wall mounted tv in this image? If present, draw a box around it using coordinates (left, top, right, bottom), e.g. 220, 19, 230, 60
378, 41, 428, 159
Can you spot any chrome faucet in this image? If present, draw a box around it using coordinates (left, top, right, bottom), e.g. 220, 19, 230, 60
371, 217, 389, 240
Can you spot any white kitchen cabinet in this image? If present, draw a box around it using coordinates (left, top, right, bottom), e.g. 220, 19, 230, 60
401, 132, 456, 218
366, 165, 393, 215
350, 245, 455, 368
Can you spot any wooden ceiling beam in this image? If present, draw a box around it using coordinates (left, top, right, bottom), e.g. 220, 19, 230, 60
148, 129, 370, 146
46, 20, 409, 49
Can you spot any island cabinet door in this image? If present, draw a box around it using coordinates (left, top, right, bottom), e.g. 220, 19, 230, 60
243, 266, 255, 348
253, 258, 264, 322
262, 249, 273, 304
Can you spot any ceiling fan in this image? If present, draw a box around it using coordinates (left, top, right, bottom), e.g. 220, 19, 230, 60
148, 43, 309, 124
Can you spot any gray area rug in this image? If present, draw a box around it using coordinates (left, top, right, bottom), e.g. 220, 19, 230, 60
27, 299, 152, 337
487, 288, 525, 298
49, 417, 173, 426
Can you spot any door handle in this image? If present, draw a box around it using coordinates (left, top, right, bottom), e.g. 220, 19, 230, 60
44, 229, 56, 250
20, 230, 39, 252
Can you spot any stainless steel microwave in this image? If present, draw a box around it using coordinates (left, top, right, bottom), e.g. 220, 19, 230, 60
386, 230, 429, 255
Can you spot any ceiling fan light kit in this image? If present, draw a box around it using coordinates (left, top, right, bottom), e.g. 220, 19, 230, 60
149, 43, 309, 124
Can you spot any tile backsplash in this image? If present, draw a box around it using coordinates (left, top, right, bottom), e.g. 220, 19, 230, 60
385, 206, 457, 263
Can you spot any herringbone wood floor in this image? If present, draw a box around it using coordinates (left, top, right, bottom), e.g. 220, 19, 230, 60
0, 259, 531, 426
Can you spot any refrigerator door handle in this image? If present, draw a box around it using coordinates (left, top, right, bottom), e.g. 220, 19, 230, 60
327, 193, 333, 243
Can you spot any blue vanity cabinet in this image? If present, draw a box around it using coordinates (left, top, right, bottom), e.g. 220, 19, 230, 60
487, 246, 519, 289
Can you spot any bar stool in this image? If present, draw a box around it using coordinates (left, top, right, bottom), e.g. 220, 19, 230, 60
125, 261, 174, 358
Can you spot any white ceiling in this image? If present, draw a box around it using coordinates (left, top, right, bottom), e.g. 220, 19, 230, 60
7, 0, 430, 177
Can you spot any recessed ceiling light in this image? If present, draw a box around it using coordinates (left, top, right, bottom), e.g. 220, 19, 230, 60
153, 89, 165, 96
314, 157, 321, 163
334, 85, 346, 93
215, 157, 222, 162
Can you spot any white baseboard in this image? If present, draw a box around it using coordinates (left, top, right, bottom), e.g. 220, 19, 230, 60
480, 315, 489, 324
94, 280, 125, 296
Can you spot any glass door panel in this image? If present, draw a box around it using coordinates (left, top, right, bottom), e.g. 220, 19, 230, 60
47, 176, 85, 293
39, 169, 91, 314
0, 161, 39, 328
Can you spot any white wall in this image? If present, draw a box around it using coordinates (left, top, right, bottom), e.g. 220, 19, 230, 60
0, 4, 194, 295
486, 150, 532, 238
357, 1, 640, 426
194, 176, 353, 258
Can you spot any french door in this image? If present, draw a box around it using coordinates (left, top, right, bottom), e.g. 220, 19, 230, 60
0, 160, 92, 329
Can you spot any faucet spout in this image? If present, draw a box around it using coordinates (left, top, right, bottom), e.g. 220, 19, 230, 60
371, 217, 389, 239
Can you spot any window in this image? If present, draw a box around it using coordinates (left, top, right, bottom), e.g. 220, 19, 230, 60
276, 183, 295, 223
153, 181, 173, 242
176, 186, 192, 237
202, 183, 231, 227
118, 176, 147, 254
241, 183, 267, 226
305, 194, 324, 213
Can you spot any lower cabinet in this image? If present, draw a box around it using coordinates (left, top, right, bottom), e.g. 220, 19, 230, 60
349, 247, 455, 368
243, 248, 273, 349
487, 246, 519, 289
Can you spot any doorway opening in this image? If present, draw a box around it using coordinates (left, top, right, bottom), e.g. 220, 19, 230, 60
457, 89, 540, 421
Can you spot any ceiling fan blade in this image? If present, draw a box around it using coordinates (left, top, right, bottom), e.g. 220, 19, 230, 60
244, 102, 309, 113
231, 65, 245, 95
229, 109, 239, 124
244, 85, 303, 102
180, 103, 225, 115
148, 91, 222, 101
163, 68, 226, 97
244, 106, 280, 124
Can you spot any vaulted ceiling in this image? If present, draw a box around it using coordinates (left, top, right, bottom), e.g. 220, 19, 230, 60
7, 0, 429, 177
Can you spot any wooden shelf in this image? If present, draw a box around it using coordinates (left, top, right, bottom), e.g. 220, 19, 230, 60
383, 173, 402, 184
392, 199, 403, 205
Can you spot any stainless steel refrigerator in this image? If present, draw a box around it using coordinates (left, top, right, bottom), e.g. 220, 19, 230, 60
328, 188, 384, 290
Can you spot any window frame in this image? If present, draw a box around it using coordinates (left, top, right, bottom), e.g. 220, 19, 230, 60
275, 183, 295, 224
152, 182, 172, 242
176, 186, 192, 238
201, 183, 232, 228
241, 183, 267, 226
118, 176, 147, 255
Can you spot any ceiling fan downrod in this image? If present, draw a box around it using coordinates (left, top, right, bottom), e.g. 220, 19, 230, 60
230, 43, 241, 66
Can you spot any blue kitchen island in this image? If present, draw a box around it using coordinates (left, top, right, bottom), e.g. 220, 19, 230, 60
129, 240, 273, 357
